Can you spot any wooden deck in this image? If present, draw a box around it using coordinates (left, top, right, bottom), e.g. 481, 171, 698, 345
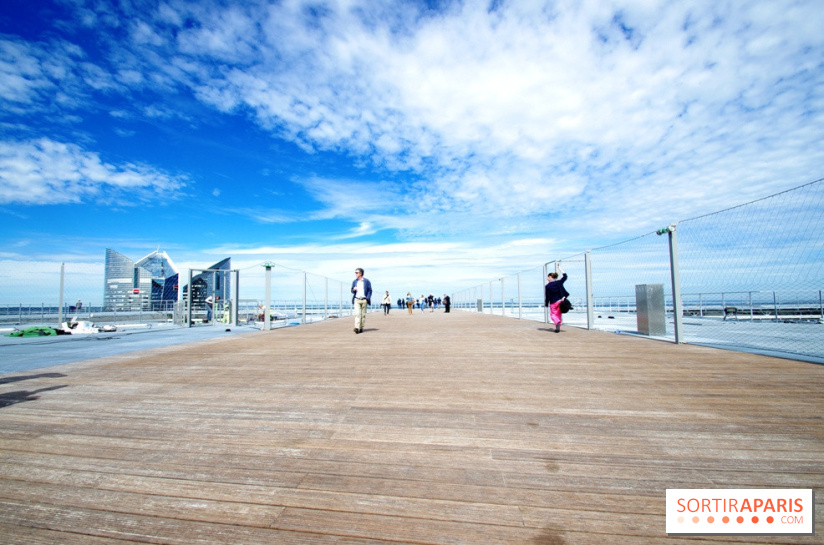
0, 310, 822, 544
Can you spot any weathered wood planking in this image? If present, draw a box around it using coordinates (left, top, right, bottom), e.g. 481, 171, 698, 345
0, 310, 822, 544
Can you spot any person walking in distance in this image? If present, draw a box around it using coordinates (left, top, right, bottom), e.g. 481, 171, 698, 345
544, 263, 569, 333
351, 268, 372, 334
382, 291, 392, 315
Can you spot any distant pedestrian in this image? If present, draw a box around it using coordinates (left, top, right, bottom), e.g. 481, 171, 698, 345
351, 268, 372, 334
544, 263, 569, 333
443, 294, 451, 313
382, 291, 392, 315
419, 295, 426, 312
205, 295, 218, 321
406, 292, 414, 314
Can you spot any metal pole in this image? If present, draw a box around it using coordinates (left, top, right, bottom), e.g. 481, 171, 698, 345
302, 272, 307, 325
233, 270, 239, 326
585, 251, 594, 330
264, 264, 272, 330
187, 269, 193, 327
489, 281, 493, 314
211, 271, 218, 325
501, 278, 505, 317
58, 262, 65, 325
666, 224, 684, 343
517, 272, 522, 320
818, 289, 823, 320
773, 291, 779, 322
324, 277, 328, 320
543, 263, 548, 324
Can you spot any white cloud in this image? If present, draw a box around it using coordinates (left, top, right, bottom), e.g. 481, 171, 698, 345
0, 138, 187, 205
95, 0, 817, 235
206, 235, 559, 296
6, 0, 824, 242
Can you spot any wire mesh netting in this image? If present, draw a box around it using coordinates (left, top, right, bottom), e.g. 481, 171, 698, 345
454, 178, 824, 363
2, 179, 822, 361
231, 263, 355, 330
675, 180, 824, 358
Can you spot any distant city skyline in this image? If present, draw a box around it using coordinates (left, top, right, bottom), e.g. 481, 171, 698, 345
2, 0, 823, 299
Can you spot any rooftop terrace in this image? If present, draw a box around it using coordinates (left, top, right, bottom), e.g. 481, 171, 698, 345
0, 310, 821, 543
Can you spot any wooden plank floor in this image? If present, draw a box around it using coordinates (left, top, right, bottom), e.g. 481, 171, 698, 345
0, 310, 822, 544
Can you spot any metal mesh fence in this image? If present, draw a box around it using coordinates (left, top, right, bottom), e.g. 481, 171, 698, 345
675, 181, 824, 359
0, 260, 174, 329
0, 257, 358, 333
2, 179, 821, 360
208, 262, 358, 330
453, 178, 824, 363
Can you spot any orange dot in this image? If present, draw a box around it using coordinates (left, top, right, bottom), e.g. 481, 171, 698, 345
692, 516, 699, 523
737, 516, 744, 523
677, 516, 684, 524
707, 516, 715, 523
767, 516, 774, 523
722, 516, 730, 523
752, 516, 759, 523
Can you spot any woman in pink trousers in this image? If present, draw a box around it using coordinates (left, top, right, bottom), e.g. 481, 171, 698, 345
544, 263, 569, 333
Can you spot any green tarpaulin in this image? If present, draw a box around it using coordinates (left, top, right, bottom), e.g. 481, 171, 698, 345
6, 327, 60, 337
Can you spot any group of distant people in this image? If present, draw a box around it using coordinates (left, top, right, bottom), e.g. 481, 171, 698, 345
394, 293, 450, 314
351, 268, 453, 334
353, 264, 569, 335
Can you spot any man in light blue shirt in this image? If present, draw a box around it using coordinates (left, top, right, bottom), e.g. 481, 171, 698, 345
351, 268, 372, 334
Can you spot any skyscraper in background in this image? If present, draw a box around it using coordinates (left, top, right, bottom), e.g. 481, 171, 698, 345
104, 249, 179, 311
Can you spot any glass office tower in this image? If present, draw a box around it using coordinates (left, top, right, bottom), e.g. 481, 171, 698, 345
104, 249, 180, 311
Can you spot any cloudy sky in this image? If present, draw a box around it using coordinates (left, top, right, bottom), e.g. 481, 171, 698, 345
1, 0, 823, 299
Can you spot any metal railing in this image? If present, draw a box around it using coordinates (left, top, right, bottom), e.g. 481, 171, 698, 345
452, 178, 824, 363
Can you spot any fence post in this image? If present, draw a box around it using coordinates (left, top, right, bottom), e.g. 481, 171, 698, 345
187, 269, 193, 327
233, 270, 239, 326
585, 251, 594, 330
500, 278, 505, 316
543, 263, 548, 324
660, 224, 684, 344
263, 263, 272, 331
302, 272, 307, 325
325, 277, 328, 320
517, 272, 522, 320
819, 290, 823, 320
58, 262, 65, 325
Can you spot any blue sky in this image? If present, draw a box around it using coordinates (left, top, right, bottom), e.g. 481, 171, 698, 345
1, 0, 823, 300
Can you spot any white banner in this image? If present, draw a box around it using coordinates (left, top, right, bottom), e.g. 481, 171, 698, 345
666, 489, 814, 535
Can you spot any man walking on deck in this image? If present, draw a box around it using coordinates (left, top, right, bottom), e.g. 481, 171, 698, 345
351, 268, 372, 334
